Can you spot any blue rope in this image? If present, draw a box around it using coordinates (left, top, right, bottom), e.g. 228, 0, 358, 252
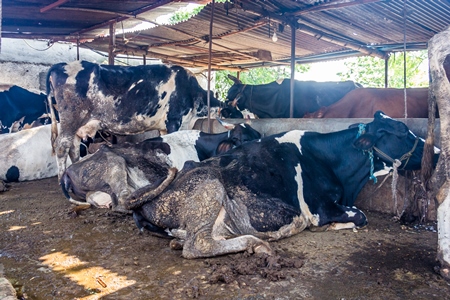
367, 149, 377, 184
357, 123, 365, 138
356, 123, 377, 184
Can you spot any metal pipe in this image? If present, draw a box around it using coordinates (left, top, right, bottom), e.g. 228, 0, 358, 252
207, 0, 215, 133
290, 23, 296, 118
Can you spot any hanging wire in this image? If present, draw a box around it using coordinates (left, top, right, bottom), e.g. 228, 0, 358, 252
22, 39, 54, 51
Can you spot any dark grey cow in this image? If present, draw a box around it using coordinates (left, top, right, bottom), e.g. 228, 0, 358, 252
61, 120, 261, 212
47, 60, 222, 179
127, 112, 434, 258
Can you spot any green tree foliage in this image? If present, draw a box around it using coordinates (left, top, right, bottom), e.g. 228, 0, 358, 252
214, 65, 310, 101
168, 5, 204, 24
337, 50, 428, 88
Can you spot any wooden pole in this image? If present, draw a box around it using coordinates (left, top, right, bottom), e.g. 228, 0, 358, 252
108, 22, 116, 65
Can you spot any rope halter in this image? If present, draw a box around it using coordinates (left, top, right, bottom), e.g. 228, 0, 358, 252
356, 124, 420, 184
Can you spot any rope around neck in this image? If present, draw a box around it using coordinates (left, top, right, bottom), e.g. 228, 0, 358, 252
357, 124, 377, 183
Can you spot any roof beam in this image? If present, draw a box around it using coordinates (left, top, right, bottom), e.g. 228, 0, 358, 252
288, 0, 384, 16
113, 45, 245, 72
232, 0, 388, 59
72, 0, 172, 35
296, 23, 388, 59
40, 0, 69, 13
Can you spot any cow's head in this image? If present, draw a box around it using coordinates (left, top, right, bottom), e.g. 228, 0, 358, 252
220, 106, 244, 119
225, 74, 245, 108
216, 118, 261, 154
352, 111, 431, 171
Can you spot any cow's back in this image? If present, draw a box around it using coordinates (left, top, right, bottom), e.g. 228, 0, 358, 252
311, 88, 429, 118
0, 86, 48, 132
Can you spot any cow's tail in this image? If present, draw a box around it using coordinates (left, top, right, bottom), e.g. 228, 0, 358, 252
125, 167, 177, 210
46, 69, 59, 155
60, 172, 72, 200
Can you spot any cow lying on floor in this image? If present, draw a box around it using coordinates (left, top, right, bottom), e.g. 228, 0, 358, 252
60, 120, 261, 212
0, 85, 51, 134
125, 111, 433, 258
0, 124, 61, 182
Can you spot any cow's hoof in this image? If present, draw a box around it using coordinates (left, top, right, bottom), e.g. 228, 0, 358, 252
253, 243, 273, 256
170, 239, 184, 250
0, 180, 8, 192
309, 224, 330, 232
112, 205, 132, 214
69, 198, 90, 206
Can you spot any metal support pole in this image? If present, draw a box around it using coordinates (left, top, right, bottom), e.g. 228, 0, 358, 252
290, 23, 296, 118
384, 56, 389, 88
76, 37, 80, 61
207, 0, 215, 133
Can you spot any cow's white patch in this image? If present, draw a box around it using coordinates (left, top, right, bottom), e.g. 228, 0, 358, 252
86, 191, 112, 208
126, 166, 151, 190
64, 61, 84, 85
345, 210, 356, 218
373, 162, 392, 177
379, 112, 391, 119
275, 130, 306, 153
328, 222, 356, 230
162, 130, 201, 170
76, 119, 101, 139
294, 164, 320, 226
128, 79, 144, 92
438, 187, 450, 266
240, 108, 257, 119
212, 206, 232, 240
0, 124, 71, 181
180, 107, 221, 131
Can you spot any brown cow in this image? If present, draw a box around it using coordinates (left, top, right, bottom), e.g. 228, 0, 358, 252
304, 88, 431, 118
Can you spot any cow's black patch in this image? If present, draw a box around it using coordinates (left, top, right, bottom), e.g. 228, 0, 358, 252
0, 86, 49, 133
5, 166, 19, 182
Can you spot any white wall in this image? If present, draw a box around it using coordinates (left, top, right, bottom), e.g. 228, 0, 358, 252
0, 38, 105, 91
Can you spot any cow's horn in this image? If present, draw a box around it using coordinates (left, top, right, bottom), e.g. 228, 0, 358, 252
227, 74, 242, 84
217, 118, 235, 130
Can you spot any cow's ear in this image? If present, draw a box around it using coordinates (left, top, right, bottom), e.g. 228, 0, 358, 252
353, 134, 378, 151
227, 74, 242, 84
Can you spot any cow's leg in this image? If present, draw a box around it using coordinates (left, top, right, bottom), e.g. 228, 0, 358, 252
314, 204, 367, 230
179, 179, 272, 259
182, 230, 272, 259
69, 135, 82, 164
55, 134, 75, 180
108, 163, 135, 214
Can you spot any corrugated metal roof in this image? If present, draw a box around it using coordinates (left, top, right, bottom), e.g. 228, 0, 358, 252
2, 0, 450, 70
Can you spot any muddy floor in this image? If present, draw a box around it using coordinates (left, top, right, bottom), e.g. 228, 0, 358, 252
1, 177, 449, 300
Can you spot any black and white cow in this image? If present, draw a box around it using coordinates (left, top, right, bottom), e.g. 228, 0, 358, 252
126, 112, 432, 258
47, 60, 222, 179
0, 124, 60, 182
60, 120, 261, 211
0, 85, 51, 134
